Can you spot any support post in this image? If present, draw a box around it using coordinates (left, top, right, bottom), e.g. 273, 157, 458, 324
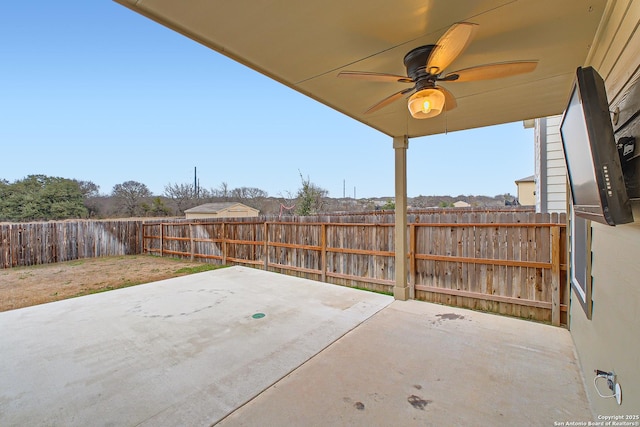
409, 223, 416, 299
393, 136, 410, 300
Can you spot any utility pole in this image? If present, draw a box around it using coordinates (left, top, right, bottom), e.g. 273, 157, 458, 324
194, 167, 197, 198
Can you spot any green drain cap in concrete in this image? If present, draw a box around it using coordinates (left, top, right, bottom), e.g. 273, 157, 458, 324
252, 313, 266, 319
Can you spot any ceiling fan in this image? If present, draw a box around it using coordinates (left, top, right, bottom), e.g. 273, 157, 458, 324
337, 22, 538, 119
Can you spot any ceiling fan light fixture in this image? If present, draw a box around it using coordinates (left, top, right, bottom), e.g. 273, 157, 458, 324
408, 88, 445, 119
338, 23, 538, 118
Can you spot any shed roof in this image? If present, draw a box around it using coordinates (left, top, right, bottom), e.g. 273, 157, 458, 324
515, 175, 535, 183
184, 202, 257, 214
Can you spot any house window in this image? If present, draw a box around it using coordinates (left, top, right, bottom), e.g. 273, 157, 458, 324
570, 208, 592, 319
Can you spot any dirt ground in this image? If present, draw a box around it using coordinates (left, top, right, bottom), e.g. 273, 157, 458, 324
0, 256, 223, 312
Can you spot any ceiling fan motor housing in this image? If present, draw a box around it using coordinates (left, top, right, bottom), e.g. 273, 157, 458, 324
404, 45, 437, 90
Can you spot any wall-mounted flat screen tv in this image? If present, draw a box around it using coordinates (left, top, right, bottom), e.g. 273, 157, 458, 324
559, 66, 633, 226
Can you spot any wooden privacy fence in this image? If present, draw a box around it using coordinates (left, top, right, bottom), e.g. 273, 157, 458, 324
411, 214, 566, 326
142, 211, 567, 324
0, 220, 143, 268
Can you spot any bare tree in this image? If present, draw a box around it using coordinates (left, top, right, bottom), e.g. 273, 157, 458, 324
111, 180, 152, 217
164, 182, 196, 215
211, 182, 230, 200
231, 186, 268, 200
198, 187, 212, 199
76, 180, 100, 198
245, 187, 268, 199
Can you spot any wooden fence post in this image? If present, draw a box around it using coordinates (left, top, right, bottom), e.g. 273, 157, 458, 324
321, 224, 327, 283
551, 225, 561, 326
222, 222, 227, 265
6, 224, 12, 268
263, 222, 269, 270
52, 222, 57, 264
160, 223, 164, 258
189, 224, 195, 262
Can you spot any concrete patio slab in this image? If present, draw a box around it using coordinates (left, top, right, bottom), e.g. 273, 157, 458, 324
218, 300, 592, 426
0, 266, 393, 426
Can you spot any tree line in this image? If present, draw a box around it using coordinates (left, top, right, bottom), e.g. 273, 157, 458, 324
0, 174, 328, 222
1, 174, 515, 223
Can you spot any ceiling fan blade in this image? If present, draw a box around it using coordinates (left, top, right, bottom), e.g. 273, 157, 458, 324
365, 88, 414, 114
437, 86, 457, 111
443, 61, 538, 82
426, 22, 478, 74
338, 71, 413, 83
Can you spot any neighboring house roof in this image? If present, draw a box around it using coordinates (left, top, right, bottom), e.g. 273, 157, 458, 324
184, 202, 258, 214
453, 201, 471, 208
515, 175, 535, 183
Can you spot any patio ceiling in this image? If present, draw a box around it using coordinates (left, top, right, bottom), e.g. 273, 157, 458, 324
114, 0, 607, 138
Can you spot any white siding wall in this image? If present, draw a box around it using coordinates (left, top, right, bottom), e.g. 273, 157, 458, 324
534, 115, 567, 213
545, 116, 567, 212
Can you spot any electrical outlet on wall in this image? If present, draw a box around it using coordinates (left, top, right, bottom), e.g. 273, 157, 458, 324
594, 370, 622, 405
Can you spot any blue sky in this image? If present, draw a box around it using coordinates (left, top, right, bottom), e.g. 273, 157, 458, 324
1, 1, 534, 199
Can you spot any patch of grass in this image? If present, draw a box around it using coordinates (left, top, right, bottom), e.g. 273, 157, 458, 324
351, 285, 393, 296
73, 286, 115, 297
72, 281, 142, 298
67, 260, 85, 267
175, 264, 227, 275
121, 280, 140, 287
